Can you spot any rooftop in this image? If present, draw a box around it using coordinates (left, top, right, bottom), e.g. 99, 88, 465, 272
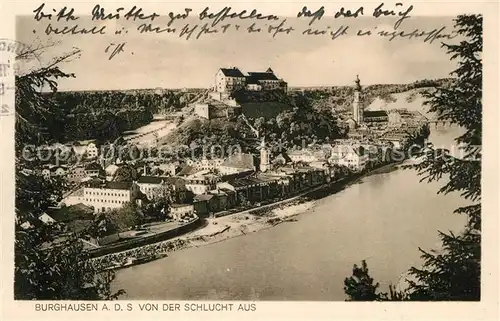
247, 71, 280, 82
85, 162, 102, 171
137, 176, 167, 184
105, 181, 133, 190
46, 204, 94, 222
363, 110, 388, 118
220, 67, 245, 78
221, 153, 256, 170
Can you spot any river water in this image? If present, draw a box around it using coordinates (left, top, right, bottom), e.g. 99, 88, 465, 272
113, 126, 468, 300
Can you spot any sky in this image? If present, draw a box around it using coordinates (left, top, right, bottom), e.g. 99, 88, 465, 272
16, 13, 459, 91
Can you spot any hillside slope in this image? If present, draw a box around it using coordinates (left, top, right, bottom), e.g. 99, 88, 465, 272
364, 88, 437, 119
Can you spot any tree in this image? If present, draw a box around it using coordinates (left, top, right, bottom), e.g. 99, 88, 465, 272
404, 14, 482, 301
114, 164, 138, 182
343, 14, 482, 301
344, 260, 386, 301
106, 202, 143, 231
14, 43, 124, 299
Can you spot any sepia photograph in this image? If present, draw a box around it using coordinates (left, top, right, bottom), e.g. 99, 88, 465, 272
4, 1, 493, 309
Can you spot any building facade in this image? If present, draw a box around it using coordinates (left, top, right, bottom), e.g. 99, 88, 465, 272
215, 68, 247, 93
67, 166, 87, 183
215, 67, 287, 94
329, 145, 369, 171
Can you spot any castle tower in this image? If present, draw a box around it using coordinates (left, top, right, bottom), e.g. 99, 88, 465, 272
259, 137, 271, 172
353, 75, 363, 125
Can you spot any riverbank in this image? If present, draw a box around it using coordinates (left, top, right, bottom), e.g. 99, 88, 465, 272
186, 200, 316, 248
99, 163, 399, 271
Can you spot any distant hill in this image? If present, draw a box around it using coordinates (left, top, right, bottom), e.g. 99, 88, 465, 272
364, 88, 437, 119
300, 78, 453, 116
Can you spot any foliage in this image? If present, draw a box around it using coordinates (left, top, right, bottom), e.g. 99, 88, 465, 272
344, 260, 385, 301
105, 202, 143, 231
113, 164, 138, 182
14, 43, 124, 299
261, 92, 345, 146
343, 14, 482, 301
162, 118, 256, 158
42, 89, 192, 144
405, 14, 482, 301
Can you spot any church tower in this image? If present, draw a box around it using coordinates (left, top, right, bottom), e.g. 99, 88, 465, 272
353, 75, 363, 125
259, 137, 271, 172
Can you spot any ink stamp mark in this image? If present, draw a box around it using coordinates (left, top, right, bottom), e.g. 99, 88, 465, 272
0, 38, 36, 117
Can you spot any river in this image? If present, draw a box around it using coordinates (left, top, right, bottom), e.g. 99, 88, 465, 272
113, 126, 469, 300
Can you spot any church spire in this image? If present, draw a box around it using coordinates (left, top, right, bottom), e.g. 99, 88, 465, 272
354, 74, 361, 91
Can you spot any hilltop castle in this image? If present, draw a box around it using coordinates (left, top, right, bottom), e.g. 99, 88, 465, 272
215, 67, 288, 94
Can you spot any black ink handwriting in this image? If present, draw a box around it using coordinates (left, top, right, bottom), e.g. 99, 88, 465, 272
137, 23, 176, 34
297, 6, 325, 26
179, 24, 198, 40
377, 26, 457, 43
303, 28, 327, 36
357, 29, 372, 36
124, 6, 160, 21
199, 7, 279, 28
91, 5, 124, 21
167, 9, 192, 26
373, 3, 414, 29
45, 23, 106, 35
33, 3, 53, 21
56, 6, 78, 22
330, 25, 349, 40
334, 7, 364, 18
247, 23, 261, 33
268, 19, 294, 38
105, 42, 125, 60
197, 23, 218, 39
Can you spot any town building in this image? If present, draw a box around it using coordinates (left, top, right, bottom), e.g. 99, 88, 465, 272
186, 158, 225, 171
214, 67, 287, 94
85, 162, 102, 178
184, 174, 220, 195
169, 204, 195, 220
215, 68, 247, 93
347, 75, 389, 130
105, 164, 119, 181
288, 147, 330, 164
193, 194, 216, 217
62, 181, 140, 213
216, 173, 283, 205
41, 165, 68, 180
363, 110, 389, 126
136, 175, 189, 202
67, 166, 87, 183
329, 144, 369, 171
259, 138, 271, 172
86, 142, 99, 159
194, 98, 242, 120
157, 162, 182, 176
246, 68, 287, 92
388, 109, 428, 128
136, 176, 170, 200
218, 153, 257, 175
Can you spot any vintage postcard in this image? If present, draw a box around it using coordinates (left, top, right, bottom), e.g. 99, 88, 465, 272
0, 0, 498, 320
